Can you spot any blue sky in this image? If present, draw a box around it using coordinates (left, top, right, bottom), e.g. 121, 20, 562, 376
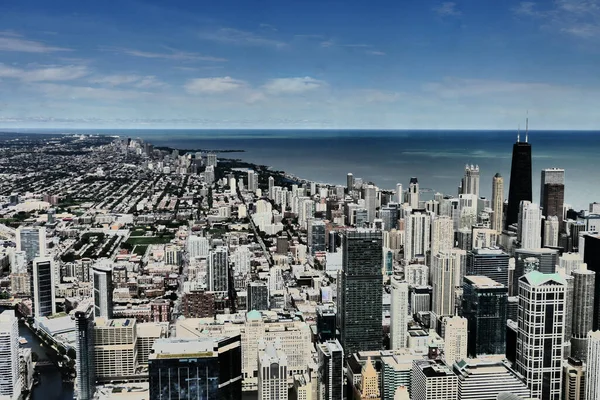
1, 0, 600, 129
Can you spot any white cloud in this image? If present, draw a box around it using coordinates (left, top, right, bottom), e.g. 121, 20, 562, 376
262, 77, 326, 94
0, 64, 88, 82
199, 28, 286, 48
0, 33, 71, 53
89, 74, 166, 88
102, 47, 227, 62
184, 77, 247, 94
367, 50, 386, 56
434, 2, 462, 16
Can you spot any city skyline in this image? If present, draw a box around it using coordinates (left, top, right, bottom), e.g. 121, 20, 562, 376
1, 0, 600, 129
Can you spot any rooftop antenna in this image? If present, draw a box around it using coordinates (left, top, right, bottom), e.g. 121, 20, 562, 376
525, 111, 529, 143
517, 125, 520, 142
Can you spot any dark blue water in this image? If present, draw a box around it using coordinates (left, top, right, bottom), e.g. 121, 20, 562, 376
12, 129, 600, 210
19, 320, 74, 400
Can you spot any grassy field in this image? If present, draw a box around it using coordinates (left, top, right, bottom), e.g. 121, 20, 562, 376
126, 235, 174, 245
132, 245, 149, 255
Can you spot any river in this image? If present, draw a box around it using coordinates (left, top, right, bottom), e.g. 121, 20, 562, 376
0, 305, 74, 400
18, 319, 74, 400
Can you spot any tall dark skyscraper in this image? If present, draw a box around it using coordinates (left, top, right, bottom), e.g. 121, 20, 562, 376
75, 303, 95, 400
337, 229, 383, 354
461, 275, 508, 357
506, 128, 532, 230
540, 168, 565, 219
466, 248, 509, 288
149, 336, 242, 400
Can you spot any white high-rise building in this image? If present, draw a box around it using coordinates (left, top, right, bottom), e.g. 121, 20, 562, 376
16, 226, 46, 263
586, 331, 600, 400
404, 210, 431, 262
462, 164, 480, 198
544, 216, 560, 247
431, 216, 454, 257
516, 271, 566, 400
390, 278, 410, 350
396, 183, 403, 204
365, 185, 378, 223
412, 359, 458, 400
431, 251, 459, 317
517, 201, 542, 250
404, 264, 429, 287
248, 170, 258, 193
442, 316, 468, 364
187, 235, 209, 258
258, 340, 288, 400
0, 310, 21, 400
408, 178, 419, 209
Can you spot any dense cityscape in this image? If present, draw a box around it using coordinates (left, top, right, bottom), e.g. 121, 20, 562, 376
0, 128, 598, 400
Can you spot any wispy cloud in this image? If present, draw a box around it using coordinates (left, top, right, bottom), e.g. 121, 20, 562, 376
89, 74, 167, 89
199, 28, 286, 48
0, 63, 88, 82
362, 90, 401, 103
262, 77, 326, 94
184, 76, 247, 94
366, 50, 386, 56
34, 83, 148, 100
422, 77, 566, 98
0, 32, 71, 53
514, 0, 600, 38
434, 2, 462, 16
102, 46, 227, 62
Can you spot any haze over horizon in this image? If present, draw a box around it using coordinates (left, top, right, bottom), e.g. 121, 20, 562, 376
1, 0, 600, 130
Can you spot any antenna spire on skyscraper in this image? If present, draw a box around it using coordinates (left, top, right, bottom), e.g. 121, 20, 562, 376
526, 111, 529, 143
517, 125, 520, 142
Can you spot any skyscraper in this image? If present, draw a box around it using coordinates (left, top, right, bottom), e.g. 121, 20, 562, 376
581, 233, 600, 330
247, 281, 270, 311
462, 164, 480, 198
431, 251, 460, 317
390, 277, 409, 350
307, 219, 326, 254
338, 229, 383, 354
364, 185, 378, 223
516, 271, 566, 400
586, 331, 600, 400
92, 263, 113, 319
208, 246, 229, 293
442, 316, 468, 364
544, 216, 560, 247
75, 303, 95, 400
517, 201, 542, 250
396, 183, 403, 204
149, 336, 242, 400
506, 130, 532, 230
461, 275, 508, 357
16, 226, 46, 263
408, 177, 419, 209
0, 310, 21, 399
32, 256, 56, 318
247, 169, 258, 193
317, 340, 344, 400
571, 266, 596, 360
540, 168, 565, 218
404, 210, 431, 262
412, 359, 459, 400
431, 215, 454, 257
466, 248, 509, 288
258, 340, 288, 400
347, 173, 354, 193
491, 173, 504, 233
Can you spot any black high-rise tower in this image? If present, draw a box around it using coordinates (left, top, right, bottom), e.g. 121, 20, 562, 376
505, 124, 532, 230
